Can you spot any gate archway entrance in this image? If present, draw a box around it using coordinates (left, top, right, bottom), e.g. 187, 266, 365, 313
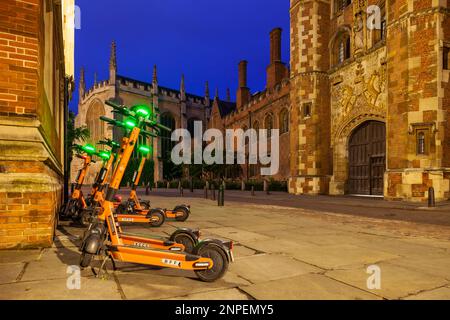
348, 121, 386, 196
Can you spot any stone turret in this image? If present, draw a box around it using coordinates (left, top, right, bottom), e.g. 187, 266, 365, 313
79, 66, 85, 101
109, 41, 117, 85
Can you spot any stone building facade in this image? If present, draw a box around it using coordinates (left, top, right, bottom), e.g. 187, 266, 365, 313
289, 0, 450, 201
209, 28, 291, 180
0, 0, 75, 248
73, 42, 212, 184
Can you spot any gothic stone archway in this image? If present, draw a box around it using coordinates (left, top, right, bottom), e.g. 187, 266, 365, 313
329, 116, 386, 196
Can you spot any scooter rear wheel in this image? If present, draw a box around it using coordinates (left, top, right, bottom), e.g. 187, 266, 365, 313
172, 232, 196, 254
175, 207, 190, 222
194, 244, 229, 282
80, 252, 93, 268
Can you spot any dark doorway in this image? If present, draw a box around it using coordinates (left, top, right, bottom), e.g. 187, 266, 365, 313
348, 121, 386, 196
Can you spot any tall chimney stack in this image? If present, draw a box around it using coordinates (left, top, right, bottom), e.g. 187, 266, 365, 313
238, 60, 248, 88
266, 28, 288, 89
237, 60, 250, 108
270, 28, 282, 64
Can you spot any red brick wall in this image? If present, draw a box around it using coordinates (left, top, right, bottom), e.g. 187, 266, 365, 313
0, 0, 65, 248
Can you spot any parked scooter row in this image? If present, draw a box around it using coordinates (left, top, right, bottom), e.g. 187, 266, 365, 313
61, 101, 233, 282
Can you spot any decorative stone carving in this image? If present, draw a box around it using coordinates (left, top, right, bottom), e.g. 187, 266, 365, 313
331, 47, 387, 142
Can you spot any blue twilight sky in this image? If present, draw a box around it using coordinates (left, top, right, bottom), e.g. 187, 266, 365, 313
70, 0, 290, 113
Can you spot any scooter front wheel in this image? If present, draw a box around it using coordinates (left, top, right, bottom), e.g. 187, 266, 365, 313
78, 210, 91, 227
80, 252, 94, 268
194, 244, 229, 282
175, 207, 190, 222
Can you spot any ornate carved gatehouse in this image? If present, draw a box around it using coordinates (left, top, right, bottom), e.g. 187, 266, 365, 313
289, 0, 450, 201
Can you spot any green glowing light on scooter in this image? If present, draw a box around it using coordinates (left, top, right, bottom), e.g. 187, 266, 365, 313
124, 119, 137, 129
82, 144, 96, 154
138, 145, 152, 155
99, 151, 111, 160
132, 105, 152, 119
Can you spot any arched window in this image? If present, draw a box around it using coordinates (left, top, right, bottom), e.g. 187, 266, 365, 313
253, 121, 260, 138
333, 32, 351, 66
86, 101, 105, 144
264, 114, 274, 138
279, 108, 289, 134
160, 113, 176, 159
372, 3, 386, 45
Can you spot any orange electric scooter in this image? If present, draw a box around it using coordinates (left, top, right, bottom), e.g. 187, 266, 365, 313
79, 102, 233, 282
60, 144, 97, 221
80, 108, 202, 253
77, 139, 120, 226
115, 152, 191, 227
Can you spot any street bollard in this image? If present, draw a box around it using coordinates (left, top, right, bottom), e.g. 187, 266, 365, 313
212, 184, 216, 201
204, 186, 208, 199
218, 185, 224, 206
167, 181, 170, 189
251, 186, 255, 196
241, 180, 245, 191
264, 180, 270, 195
428, 187, 435, 208
180, 187, 184, 197
145, 183, 150, 195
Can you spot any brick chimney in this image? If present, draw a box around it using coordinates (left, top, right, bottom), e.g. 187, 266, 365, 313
236, 60, 250, 108
266, 28, 288, 89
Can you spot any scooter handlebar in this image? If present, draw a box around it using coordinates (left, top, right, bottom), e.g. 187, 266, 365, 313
105, 100, 132, 117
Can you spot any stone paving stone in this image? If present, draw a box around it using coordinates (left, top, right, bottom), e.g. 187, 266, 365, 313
114, 271, 236, 300
229, 254, 322, 284
0, 276, 121, 300
240, 273, 380, 300
386, 256, 450, 280
232, 244, 257, 259
289, 243, 400, 269
0, 250, 41, 264
0, 263, 24, 284
326, 261, 449, 300
404, 286, 450, 300
20, 247, 88, 282
167, 288, 250, 300
203, 227, 271, 243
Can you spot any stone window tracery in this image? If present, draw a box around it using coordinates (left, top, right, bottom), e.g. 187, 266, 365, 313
264, 114, 274, 138
280, 108, 289, 134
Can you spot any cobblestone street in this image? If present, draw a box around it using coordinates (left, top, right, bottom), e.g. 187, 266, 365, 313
1, 192, 449, 300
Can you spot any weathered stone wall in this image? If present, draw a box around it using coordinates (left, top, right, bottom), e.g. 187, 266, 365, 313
385, 0, 450, 201
0, 0, 66, 248
289, 0, 332, 195
222, 81, 291, 180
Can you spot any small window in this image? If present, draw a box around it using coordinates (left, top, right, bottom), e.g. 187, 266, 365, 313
334, 32, 351, 66
444, 46, 450, 70
303, 103, 312, 118
416, 130, 428, 155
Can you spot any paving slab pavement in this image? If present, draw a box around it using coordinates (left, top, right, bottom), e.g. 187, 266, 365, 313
1, 193, 450, 300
